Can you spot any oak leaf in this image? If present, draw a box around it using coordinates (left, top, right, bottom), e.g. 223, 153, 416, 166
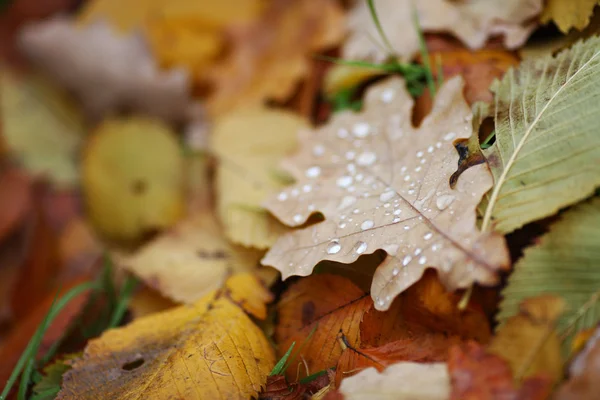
58, 273, 275, 400
82, 117, 185, 243
541, 0, 600, 33
18, 17, 193, 122
207, 0, 344, 115
263, 76, 509, 311
211, 107, 308, 249
117, 212, 262, 305
498, 198, 600, 356
459, 36, 600, 234
343, 0, 542, 63
335, 362, 450, 400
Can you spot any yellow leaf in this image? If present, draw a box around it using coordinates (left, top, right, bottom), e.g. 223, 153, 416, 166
128, 287, 177, 320
57, 273, 275, 400
489, 295, 565, 384
82, 117, 185, 243
116, 212, 263, 304
541, 0, 600, 33
0, 69, 84, 187
211, 107, 307, 249
323, 64, 383, 97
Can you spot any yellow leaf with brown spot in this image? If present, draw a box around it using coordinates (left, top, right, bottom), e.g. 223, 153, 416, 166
82, 117, 185, 243
58, 273, 275, 400
117, 212, 262, 304
489, 295, 565, 384
211, 107, 308, 249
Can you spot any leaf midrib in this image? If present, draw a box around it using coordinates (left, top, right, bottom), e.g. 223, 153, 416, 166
481, 49, 600, 231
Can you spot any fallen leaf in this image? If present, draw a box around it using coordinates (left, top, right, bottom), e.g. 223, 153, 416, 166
82, 116, 185, 243
259, 371, 333, 400
211, 107, 307, 249
541, 0, 600, 33
448, 341, 553, 400
58, 273, 275, 400
555, 325, 600, 400
117, 212, 262, 304
0, 68, 84, 186
323, 64, 384, 98
343, 0, 542, 62
19, 17, 193, 123
498, 198, 600, 356
335, 362, 450, 400
460, 35, 600, 234
489, 296, 564, 384
0, 168, 31, 242
32, 357, 73, 400
127, 286, 177, 320
275, 274, 371, 381
207, 0, 344, 115
262, 76, 509, 311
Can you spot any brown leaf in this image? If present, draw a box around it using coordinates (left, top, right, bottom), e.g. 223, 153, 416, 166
207, 0, 344, 115
344, 0, 542, 62
18, 17, 194, 123
259, 371, 332, 400
263, 76, 510, 311
556, 326, 600, 400
448, 341, 553, 400
275, 274, 372, 381
0, 168, 31, 243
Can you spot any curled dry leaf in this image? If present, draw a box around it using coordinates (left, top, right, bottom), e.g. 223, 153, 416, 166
211, 107, 307, 249
207, 0, 344, 115
19, 17, 193, 123
275, 274, 371, 381
344, 0, 542, 62
0, 68, 84, 186
335, 362, 450, 400
58, 273, 275, 400
263, 76, 509, 311
448, 341, 553, 400
117, 212, 262, 305
489, 295, 564, 384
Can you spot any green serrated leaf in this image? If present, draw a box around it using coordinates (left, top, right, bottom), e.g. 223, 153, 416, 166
497, 198, 600, 356
477, 35, 600, 233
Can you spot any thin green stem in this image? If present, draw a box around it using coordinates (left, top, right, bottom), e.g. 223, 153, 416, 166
412, 5, 436, 97
367, 0, 395, 56
108, 276, 138, 329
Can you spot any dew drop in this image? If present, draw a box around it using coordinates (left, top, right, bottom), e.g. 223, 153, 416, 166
345, 151, 356, 160
427, 146, 434, 153
381, 88, 395, 103
354, 241, 368, 254
408, 189, 415, 195
393, 217, 401, 223
339, 222, 347, 229
383, 203, 391, 208
338, 195, 357, 209
414, 248, 422, 256
347, 163, 357, 174
313, 144, 325, 157
377, 298, 385, 307
379, 190, 395, 202
436, 194, 456, 210
403, 225, 410, 230
404, 175, 411, 182
443, 132, 456, 141
302, 184, 312, 193
353, 122, 370, 138
291, 189, 299, 197
305, 166, 321, 178
432, 243, 442, 252
356, 174, 364, 182
415, 166, 422, 172
293, 214, 303, 224
327, 240, 341, 254
277, 192, 288, 201
420, 158, 427, 164
337, 175, 353, 188
418, 256, 427, 265
357, 151, 377, 166
337, 128, 349, 139
392, 268, 399, 276
402, 255, 412, 266
400, 166, 407, 173
352, 208, 360, 214
416, 151, 424, 158
424, 232, 433, 240
361, 220, 374, 230
394, 209, 402, 216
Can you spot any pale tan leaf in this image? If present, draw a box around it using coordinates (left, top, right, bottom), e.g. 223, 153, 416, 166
337, 362, 450, 400
344, 0, 542, 62
18, 17, 193, 122
262, 76, 509, 311
117, 212, 262, 304
211, 107, 307, 249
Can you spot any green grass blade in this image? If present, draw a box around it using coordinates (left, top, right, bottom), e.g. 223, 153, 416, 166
367, 0, 395, 56
298, 368, 329, 384
412, 5, 436, 97
108, 276, 138, 329
270, 342, 296, 376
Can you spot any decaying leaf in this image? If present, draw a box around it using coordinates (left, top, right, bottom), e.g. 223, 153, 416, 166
344, 0, 542, 62
212, 107, 307, 249
117, 212, 262, 304
448, 341, 553, 400
489, 296, 564, 383
498, 198, 600, 354
275, 274, 371, 380
58, 273, 275, 400
541, 0, 600, 33
207, 0, 344, 115
336, 362, 450, 400
263, 76, 509, 311
82, 117, 185, 242
0, 168, 31, 242
468, 36, 600, 234
0, 68, 84, 186
19, 17, 193, 122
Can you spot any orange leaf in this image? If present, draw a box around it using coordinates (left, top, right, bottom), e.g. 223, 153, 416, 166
275, 274, 371, 381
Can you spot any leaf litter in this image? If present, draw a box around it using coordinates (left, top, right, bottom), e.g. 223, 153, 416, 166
2, 1, 600, 399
